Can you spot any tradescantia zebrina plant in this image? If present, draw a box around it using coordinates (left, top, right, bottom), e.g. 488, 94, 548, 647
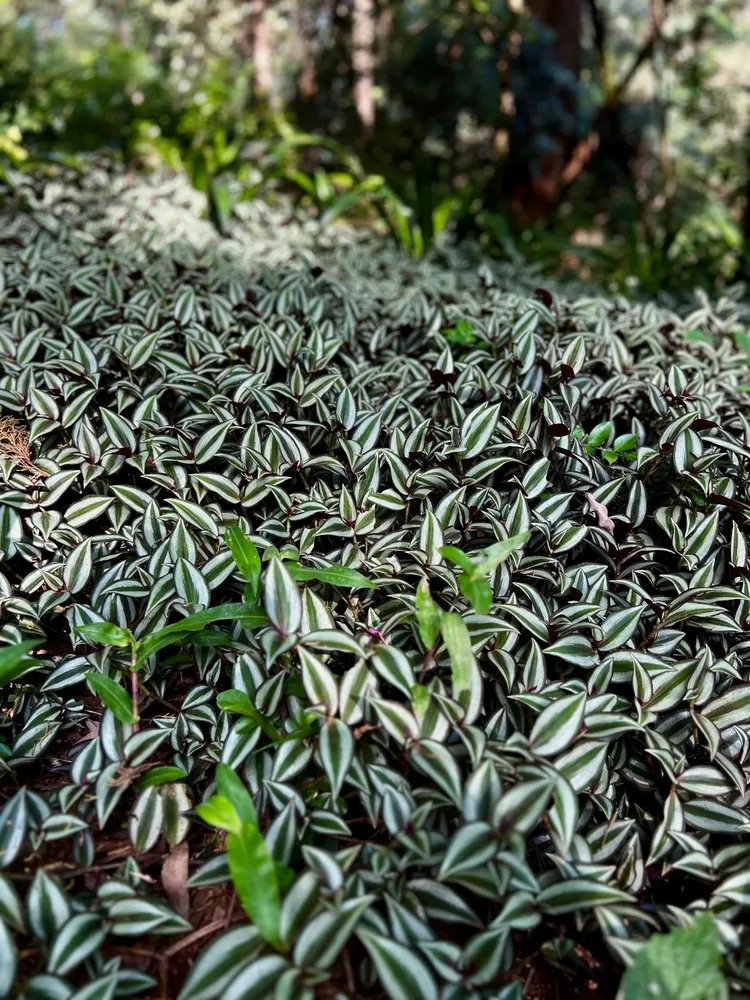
3, 162, 750, 998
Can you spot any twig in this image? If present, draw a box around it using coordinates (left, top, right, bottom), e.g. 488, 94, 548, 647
163, 919, 229, 958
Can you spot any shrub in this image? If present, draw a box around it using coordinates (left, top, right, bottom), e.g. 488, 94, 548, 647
1, 164, 750, 998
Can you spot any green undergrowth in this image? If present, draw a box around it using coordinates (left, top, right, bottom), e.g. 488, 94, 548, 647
1, 162, 750, 998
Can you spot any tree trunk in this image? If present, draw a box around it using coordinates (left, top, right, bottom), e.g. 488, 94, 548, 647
507, 0, 583, 220
352, 0, 376, 134
250, 0, 272, 98
527, 0, 582, 76
295, 0, 319, 99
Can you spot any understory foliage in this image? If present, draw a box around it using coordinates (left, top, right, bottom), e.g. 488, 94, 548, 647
3, 164, 750, 998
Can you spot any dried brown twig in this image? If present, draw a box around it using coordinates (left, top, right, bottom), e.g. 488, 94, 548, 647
0, 416, 47, 482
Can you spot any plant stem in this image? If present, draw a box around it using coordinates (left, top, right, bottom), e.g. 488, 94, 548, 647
130, 647, 139, 732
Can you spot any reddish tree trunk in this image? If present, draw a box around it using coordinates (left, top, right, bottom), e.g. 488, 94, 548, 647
250, 0, 272, 97
352, 0, 376, 133
514, 0, 583, 219
295, 0, 319, 99
527, 0, 582, 76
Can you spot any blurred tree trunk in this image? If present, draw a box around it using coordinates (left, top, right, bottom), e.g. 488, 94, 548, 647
250, 0, 272, 98
352, 0, 376, 135
509, 0, 583, 220
295, 0, 319, 100
527, 0, 582, 75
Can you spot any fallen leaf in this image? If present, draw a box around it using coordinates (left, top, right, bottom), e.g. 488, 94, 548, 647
586, 493, 615, 533
162, 840, 190, 919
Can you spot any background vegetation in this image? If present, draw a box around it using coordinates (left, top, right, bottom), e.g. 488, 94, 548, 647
1, 0, 750, 295
5, 3, 750, 999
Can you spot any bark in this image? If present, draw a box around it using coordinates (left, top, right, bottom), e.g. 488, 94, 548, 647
506, 0, 583, 220
250, 0, 272, 98
295, 0, 319, 99
527, 0, 582, 76
352, 0, 376, 133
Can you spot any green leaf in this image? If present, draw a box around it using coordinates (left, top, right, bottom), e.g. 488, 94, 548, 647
216, 763, 258, 828
228, 823, 281, 950
586, 421, 614, 448
196, 795, 242, 837
474, 531, 531, 575
135, 604, 266, 667
225, 526, 261, 599
76, 622, 134, 648
614, 433, 638, 453
216, 690, 282, 741
458, 573, 493, 614
439, 546, 475, 573
286, 564, 376, 589
139, 766, 189, 790
685, 329, 713, 345
440, 612, 476, 710
619, 914, 724, 1000
415, 578, 441, 650
0, 641, 39, 687
85, 672, 137, 725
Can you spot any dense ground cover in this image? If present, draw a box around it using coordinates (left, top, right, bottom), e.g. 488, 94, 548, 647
2, 164, 750, 998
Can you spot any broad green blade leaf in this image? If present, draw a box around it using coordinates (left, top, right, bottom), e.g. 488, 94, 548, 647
135, 604, 266, 666
225, 526, 261, 598
440, 612, 476, 710
216, 690, 282, 741
439, 546, 475, 573
415, 577, 441, 650
286, 564, 376, 589
139, 766, 188, 790
227, 824, 281, 950
216, 763, 259, 828
85, 672, 137, 725
458, 573, 493, 615
0, 641, 39, 687
196, 795, 242, 837
76, 623, 134, 648
474, 530, 531, 575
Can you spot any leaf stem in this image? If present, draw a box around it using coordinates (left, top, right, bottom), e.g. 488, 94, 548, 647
130, 646, 139, 732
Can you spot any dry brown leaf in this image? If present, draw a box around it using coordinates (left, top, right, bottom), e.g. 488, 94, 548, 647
162, 840, 190, 919
585, 492, 615, 533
